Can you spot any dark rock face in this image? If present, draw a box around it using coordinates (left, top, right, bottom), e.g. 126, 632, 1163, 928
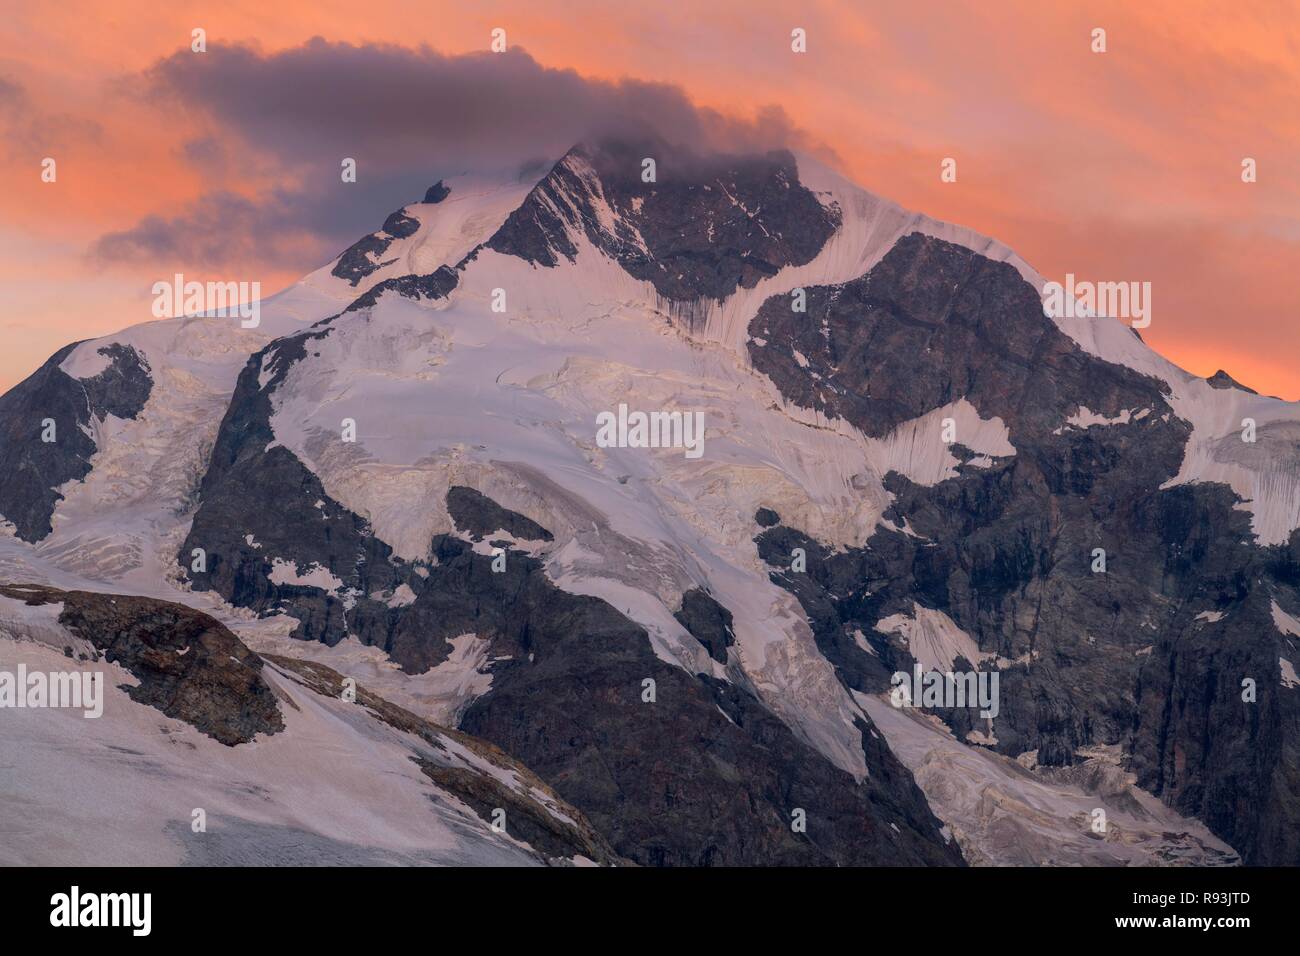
0, 342, 152, 541
423, 181, 451, 204
673, 588, 736, 664
0, 583, 282, 745
1206, 369, 1258, 394
341, 265, 459, 314
381, 210, 420, 238
486, 141, 839, 308
330, 206, 422, 285
1129, 585, 1300, 866
746, 232, 1300, 864
446, 485, 554, 542
331, 238, 394, 286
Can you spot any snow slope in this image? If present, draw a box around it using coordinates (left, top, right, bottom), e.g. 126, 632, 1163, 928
0, 567, 619, 867
0, 629, 567, 866
859, 694, 1239, 866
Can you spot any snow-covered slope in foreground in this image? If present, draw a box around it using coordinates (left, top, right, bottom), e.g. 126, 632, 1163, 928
0, 586, 616, 866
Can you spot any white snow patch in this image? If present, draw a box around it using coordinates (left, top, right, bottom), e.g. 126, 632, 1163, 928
1272, 600, 1300, 638
268, 559, 344, 594
875, 603, 990, 672
869, 399, 1015, 487
59, 342, 114, 380
413, 634, 495, 725
852, 629, 877, 656
387, 584, 417, 608
1064, 406, 1134, 429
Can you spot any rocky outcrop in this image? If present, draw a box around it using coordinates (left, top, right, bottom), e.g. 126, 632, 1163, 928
485, 141, 839, 306
749, 232, 1179, 444
341, 264, 459, 314
1206, 369, 1258, 394
446, 485, 553, 542
0, 342, 152, 541
0, 583, 282, 745
438, 533, 961, 867
1129, 582, 1300, 866
673, 588, 735, 664
330, 206, 422, 285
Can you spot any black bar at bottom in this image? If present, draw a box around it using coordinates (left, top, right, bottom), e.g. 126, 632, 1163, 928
1, 865, 1286, 942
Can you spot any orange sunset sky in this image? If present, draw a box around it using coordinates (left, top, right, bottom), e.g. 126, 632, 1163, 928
1, 1, 1297, 397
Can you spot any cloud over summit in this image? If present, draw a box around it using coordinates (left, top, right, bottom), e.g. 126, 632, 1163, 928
93, 39, 814, 270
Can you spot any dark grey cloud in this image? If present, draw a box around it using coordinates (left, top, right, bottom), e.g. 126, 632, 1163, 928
140, 38, 804, 169
0, 74, 102, 157
92, 190, 316, 269
92, 39, 821, 271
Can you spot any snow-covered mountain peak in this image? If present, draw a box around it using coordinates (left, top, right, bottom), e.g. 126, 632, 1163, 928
4, 138, 1300, 868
